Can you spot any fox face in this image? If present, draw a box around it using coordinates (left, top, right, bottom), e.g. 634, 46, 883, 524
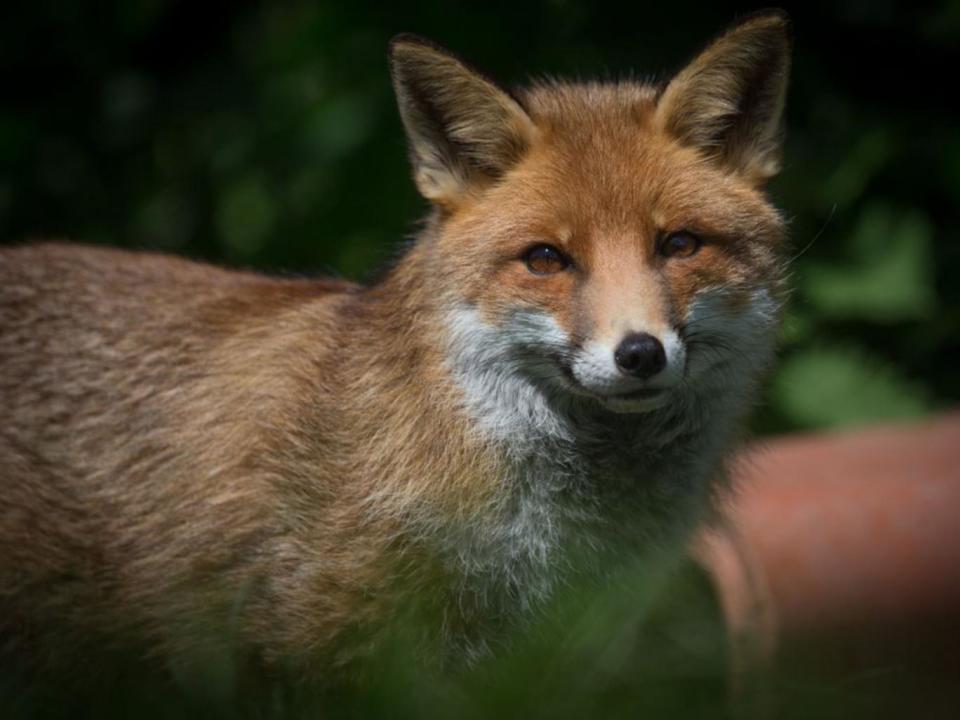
391, 14, 790, 424
437, 95, 785, 417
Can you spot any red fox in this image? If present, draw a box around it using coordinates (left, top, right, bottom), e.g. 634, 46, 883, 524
0, 12, 790, 684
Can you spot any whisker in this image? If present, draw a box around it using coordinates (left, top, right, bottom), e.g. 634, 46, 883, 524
786, 204, 835, 264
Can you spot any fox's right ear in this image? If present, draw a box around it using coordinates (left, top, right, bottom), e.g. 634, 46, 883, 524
655, 11, 792, 185
389, 35, 535, 207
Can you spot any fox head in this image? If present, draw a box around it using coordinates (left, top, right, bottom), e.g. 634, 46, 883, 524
389, 13, 790, 423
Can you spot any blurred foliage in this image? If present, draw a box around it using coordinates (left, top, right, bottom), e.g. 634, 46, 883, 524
5, 550, 945, 719
0, 553, 855, 720
1, 0, 958, 433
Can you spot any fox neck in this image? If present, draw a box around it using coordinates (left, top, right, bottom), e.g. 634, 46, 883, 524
437, 300, 753, 556
348, 246, 762, 655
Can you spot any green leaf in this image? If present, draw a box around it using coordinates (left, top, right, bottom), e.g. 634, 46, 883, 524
772, 345, 932, 429
216, 174, 277, 259
818, 128, 893, 212
802, 203, 936, 323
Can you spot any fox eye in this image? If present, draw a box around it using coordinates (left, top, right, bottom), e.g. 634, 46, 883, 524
523, 244, 570, 275
660, 231, 701, 259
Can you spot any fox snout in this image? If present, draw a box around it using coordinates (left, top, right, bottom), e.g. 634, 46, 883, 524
566, 322, 687, 412
613, 333, 666, 379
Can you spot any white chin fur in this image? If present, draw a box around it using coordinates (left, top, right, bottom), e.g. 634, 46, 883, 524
568, 332, 686, 403
445, 306, 575, 442
445, 288, 779, 436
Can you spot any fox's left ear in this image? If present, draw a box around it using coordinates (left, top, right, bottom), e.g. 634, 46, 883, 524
655, 11, 792, 185
389, 35, 535, 207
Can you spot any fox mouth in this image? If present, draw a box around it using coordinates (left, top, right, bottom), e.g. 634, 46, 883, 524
608, 386, 664, 401
553, 358, 667, 404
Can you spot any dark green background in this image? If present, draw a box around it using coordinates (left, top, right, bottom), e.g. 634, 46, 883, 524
2, 0, 958, 434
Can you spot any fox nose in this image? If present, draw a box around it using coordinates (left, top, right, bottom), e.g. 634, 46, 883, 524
614, 332, 666, 379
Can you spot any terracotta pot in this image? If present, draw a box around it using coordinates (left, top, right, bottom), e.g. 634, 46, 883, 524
697, 412, 960, 716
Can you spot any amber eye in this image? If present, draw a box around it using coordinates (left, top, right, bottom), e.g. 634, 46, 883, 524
660, 231, 701, 259
523, 244, 570, 275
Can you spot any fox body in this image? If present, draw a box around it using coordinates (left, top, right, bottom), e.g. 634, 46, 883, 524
0, 14, 790, 681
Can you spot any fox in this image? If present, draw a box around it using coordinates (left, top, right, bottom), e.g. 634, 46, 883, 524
0, 11, 791, 688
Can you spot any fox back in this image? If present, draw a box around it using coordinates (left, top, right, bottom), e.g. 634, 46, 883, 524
0, 13, 791, 685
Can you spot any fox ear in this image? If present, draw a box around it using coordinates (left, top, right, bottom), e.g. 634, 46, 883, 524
655, 11, 792, 184
389, 35, 535, 206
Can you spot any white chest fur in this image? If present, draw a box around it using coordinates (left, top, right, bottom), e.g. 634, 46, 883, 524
433, 297, 776, 653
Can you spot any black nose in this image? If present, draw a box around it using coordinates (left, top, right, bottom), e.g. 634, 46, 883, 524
614, 332, 666, 379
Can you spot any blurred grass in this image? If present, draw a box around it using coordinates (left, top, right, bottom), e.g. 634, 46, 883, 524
4, 550, 932, 719
0, 553, 741, 719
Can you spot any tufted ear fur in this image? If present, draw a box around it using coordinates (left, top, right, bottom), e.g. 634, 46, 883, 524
389, 35, 536, 207
655, 11, 792, 185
